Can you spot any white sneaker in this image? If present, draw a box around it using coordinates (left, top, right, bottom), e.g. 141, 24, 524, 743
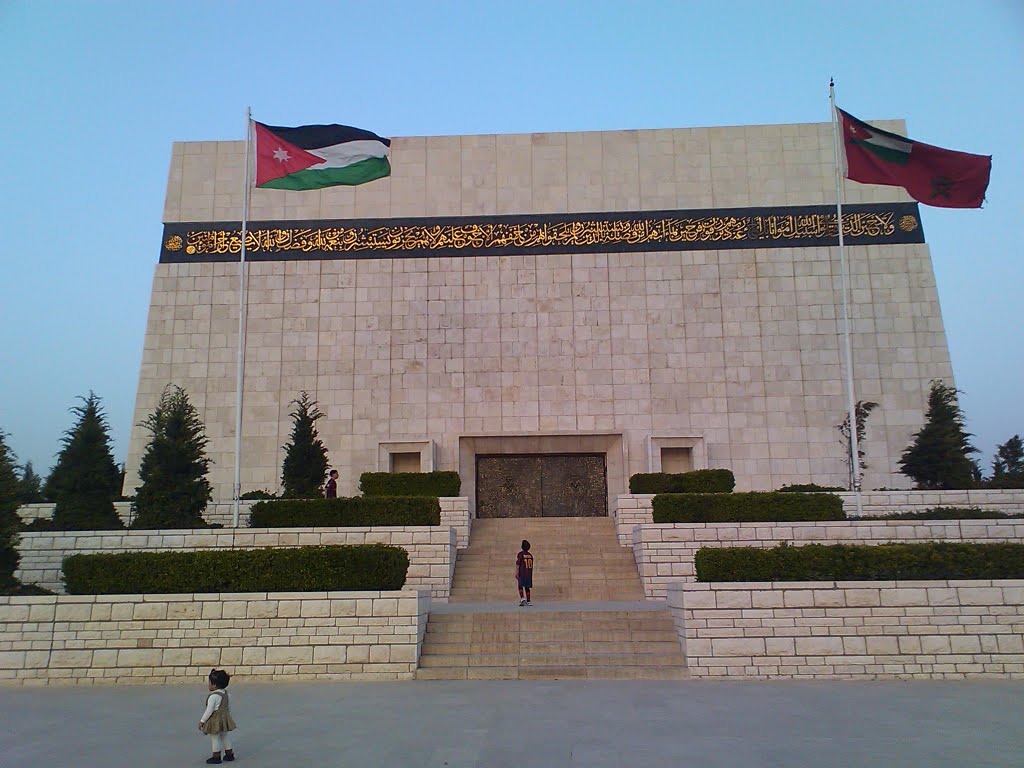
526, 601, 532, 606
519, 599, 526, 606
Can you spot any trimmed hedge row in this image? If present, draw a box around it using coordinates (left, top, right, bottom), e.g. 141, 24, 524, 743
695, 541, 1024, 582
778, 484, 845, 493
359, 471, 461, 497
62, 544, 409, 594
630, 469, 735, 494
652, 492, 845, 523
874, 507, 1024, 520
249, 497, 441, 528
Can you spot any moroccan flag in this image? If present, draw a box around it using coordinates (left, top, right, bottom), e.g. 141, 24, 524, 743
837, 108, 991, 208
254, 122, 391, 190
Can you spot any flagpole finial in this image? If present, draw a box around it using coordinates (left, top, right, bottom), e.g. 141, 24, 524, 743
829, 77, 834, 88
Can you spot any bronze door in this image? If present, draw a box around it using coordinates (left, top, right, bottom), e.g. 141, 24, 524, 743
476, 453, 607, 518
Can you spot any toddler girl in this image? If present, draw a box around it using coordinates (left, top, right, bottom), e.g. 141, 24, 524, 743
198, 668, 237, 764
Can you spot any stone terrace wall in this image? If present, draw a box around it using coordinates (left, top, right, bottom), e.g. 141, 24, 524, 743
0, 590, 429, 686
16, 527, 456, 600
668, 580, 1024, 679
613, 491, 1024, 546
635, 519, 1024, 598
837, 490, 1024, 518
17, 498, 471, 540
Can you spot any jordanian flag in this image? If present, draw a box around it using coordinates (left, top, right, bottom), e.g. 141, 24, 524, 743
837, 108, 991, 208
254, 122, 391, 190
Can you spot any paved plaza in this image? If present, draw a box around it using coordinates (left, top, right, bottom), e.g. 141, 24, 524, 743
2, 679, 1021, 767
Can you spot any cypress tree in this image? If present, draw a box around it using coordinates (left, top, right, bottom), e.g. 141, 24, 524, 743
898, 381, 978, 490
991, 435, 1024, 489
17, 461, 44, 505
0, 431, 21, 591
48, 393, 123, 530
281, 392, 330, 498
133, 386, 212, 529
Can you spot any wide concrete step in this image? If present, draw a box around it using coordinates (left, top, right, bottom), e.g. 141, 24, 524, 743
416, 608, 686, 680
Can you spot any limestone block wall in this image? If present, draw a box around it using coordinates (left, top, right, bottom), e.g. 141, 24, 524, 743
18, 498, 470, 538
838, 490, 1024, 517
634, 519, 1024, 598
16, 527, 456, 600
613, 491, 1024, 545
668, 580, 1024, 679
0, 590, 430, 686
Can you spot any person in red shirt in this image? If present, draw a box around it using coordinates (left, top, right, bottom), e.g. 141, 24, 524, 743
516, 539, 534, 606
323, 469, 338, 499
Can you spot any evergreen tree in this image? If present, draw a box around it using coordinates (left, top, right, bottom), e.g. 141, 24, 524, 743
991, 435, 1024, 488
281, 392, 329, 498
836, 400, 878, 490
0, 431, 21, 591
16, 462, 44, 505
898, 380, 978, 490
48, 393, 123, 530
133, 386, 212, 529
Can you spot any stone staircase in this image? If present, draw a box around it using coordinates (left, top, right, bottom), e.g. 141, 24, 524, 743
449, 517, 644, 602
417, 518, 687, 680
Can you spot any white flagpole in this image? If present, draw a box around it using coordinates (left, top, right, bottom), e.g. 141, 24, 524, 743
829, 79, 863, 517
233, 107, 253, 528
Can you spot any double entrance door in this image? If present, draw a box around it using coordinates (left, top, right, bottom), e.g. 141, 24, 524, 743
476, 453, 608, 518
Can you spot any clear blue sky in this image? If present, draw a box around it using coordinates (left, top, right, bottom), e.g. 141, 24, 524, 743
1, 1, 1021, 478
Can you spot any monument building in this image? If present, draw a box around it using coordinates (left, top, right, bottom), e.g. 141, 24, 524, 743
125, 120, 952, 515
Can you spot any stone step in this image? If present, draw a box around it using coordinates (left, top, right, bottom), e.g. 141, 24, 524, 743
416, 665, 688, 681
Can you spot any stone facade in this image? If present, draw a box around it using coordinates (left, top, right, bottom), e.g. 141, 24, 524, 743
0, 590, 430, 686
632, 519, 1024, 598
16, 527, 456, 600
126, 120, 954, 504
669, 580, 1024, 679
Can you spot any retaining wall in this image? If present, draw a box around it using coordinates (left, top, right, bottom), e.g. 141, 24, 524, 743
0, 590, 430, 686
17, 498, 472, 542
634, 519, 1024, 598
16, 527, 457, 600
614, 491, 1024, 545
668, 580, 1024, 679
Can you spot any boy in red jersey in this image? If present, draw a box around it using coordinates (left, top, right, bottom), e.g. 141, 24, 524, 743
516, 540, 534, 606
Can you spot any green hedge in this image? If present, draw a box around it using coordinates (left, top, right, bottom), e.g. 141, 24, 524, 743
874, 507, 1024, 520
248, 496, 441, 527
778, 484, 845, 493
652, 492, 845, 523
695, 541, 1024, 582
359, 471, 461, 497
630, 469, 735, 494
62, 544, 409, 594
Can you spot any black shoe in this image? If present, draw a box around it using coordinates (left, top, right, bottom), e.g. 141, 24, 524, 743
206, 757, 222, 765
223, 751, 235, 762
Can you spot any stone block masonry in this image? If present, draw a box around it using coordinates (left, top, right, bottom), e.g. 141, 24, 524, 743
634, 519, 1024, 598
0, 590, 430, 686
668, 580, 1024, 679
16, 527, 457, 600
17, 497, 471, 540
614, 491, 1024, 545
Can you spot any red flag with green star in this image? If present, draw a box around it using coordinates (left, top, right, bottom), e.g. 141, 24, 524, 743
837, 108, 991, 208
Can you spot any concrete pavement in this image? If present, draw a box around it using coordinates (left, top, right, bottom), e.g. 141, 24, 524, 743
2, 679, 1021, 767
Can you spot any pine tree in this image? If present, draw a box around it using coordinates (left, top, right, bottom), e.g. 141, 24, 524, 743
133, 386, 213, 529
836, 400, 878, 490
48, 393, 123, 530
898, 380, 978, 490
991, 435, 1024, 489
0, 431, 21, 591
281, 392, 329, 498
17, 462, 44, 505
